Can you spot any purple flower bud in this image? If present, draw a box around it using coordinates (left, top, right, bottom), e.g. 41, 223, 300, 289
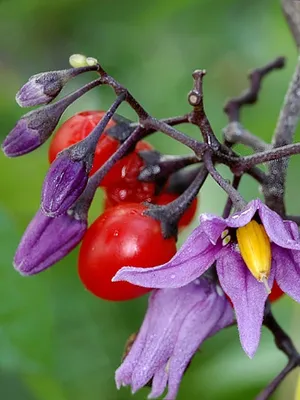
40, 94, 126, 216
16, 70, 70, 107
14, 209, 87, 275
2, 78, 102, 158
16, 66, 99, 108
41, 155, 88, 217
2, 104, 64, 157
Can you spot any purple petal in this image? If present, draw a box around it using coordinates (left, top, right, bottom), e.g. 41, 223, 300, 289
273, 245, 300, 303
113, 226, 222, 289
115, 313, 152, 389
16, 71, 69, 107
166, 291, 233, 400
116, 280, 233, 399
2, 118, 40, 157
217, 248, 274, 358
41, 155, 88, 217
258, 203, 300, 250
148, 364, 168, 399
16, 75, 52, 107
199, 214, 226, 244
13, 209, 87, 275
117, 282, 210, 393
225, 199, 259, 228
129, 286, 201, 390
284, 220, 300, 241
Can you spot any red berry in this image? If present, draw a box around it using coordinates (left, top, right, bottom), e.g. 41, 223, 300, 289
154, 193, 198, 229
78, 203, 177, 301
269, 281, 284, 302
101, 140, 153, 187
105, 181, 154, 206
49, 110, 119, 175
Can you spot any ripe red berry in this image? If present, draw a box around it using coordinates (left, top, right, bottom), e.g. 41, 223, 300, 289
154, 193, 198, 229
49, 110, 119, 175
101, 140, 153, 187
269, 281, 284, 302
78, 203, 177, 301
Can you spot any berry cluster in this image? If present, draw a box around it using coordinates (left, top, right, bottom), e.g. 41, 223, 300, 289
4, 49, 299, 400
47, 110, 198, 300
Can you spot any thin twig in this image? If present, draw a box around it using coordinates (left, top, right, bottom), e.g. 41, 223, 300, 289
255, 361, 295, 400
222, 175, 242, 218
263, 56, 300, 215
259, 302, 300, 400
281, 0, 300, 49
223, 122, 270, 152
223, 57, 285, 150
188, 69, 221, 150
203, 152, 246, 210
224, 57, 285, 122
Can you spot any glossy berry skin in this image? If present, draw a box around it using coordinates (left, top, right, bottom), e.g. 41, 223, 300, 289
105, 181, 154, 206
49, 111, 119, 175
269, 281, 284, 302
78, 203, 177, 301
101, 140, 153, 187
155, 193, 198, 229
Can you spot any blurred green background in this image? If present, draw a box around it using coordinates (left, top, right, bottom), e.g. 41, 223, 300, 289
1, 0, 300, 399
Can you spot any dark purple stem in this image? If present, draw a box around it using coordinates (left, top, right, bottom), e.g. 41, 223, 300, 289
142, 117, 208, 155
72, 126, 145, 218
260, 302, 300, 399
203, 152, 246, 210
222, 175, 242, 218
255, 361, 295, 400
224, 57, 285, 122
188, 70, 221, 150
145, 165, 208, 239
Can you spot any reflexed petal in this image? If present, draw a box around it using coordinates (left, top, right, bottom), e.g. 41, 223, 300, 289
273, 245, 300, 303
129, 285, 203, 390
148, 364, 168, 399
199, 214, 226, 244
113, 227, 222, 288
226, 199, 259, 228
283, 220, 300, 241
259, 203, 300, 250
217, 248, 274, 358
116, 314, 151, 389
166, 293, 233, 400
116, 281, 233, 399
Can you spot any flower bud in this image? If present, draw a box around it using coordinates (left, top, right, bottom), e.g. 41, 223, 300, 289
2, 105, 63, 157
69, 54, 99, 68
13, 209, 87, 275
16, 66, 99, 108
16, 70, 70, 107
236, 220, 271, 289
41, 155, 88, 217
2, 78, 102, 157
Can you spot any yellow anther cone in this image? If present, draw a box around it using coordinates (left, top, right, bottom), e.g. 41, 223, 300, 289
236, 220, 271, 288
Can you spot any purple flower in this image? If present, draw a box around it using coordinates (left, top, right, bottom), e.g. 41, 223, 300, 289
14, 208, 87, 275
41, 155, 88, 217
115, 279, 233, 399
113, 199, 300, 357
16, 70, 69, 107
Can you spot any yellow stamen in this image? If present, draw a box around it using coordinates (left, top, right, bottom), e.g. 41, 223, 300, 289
236, 220, 271, 286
